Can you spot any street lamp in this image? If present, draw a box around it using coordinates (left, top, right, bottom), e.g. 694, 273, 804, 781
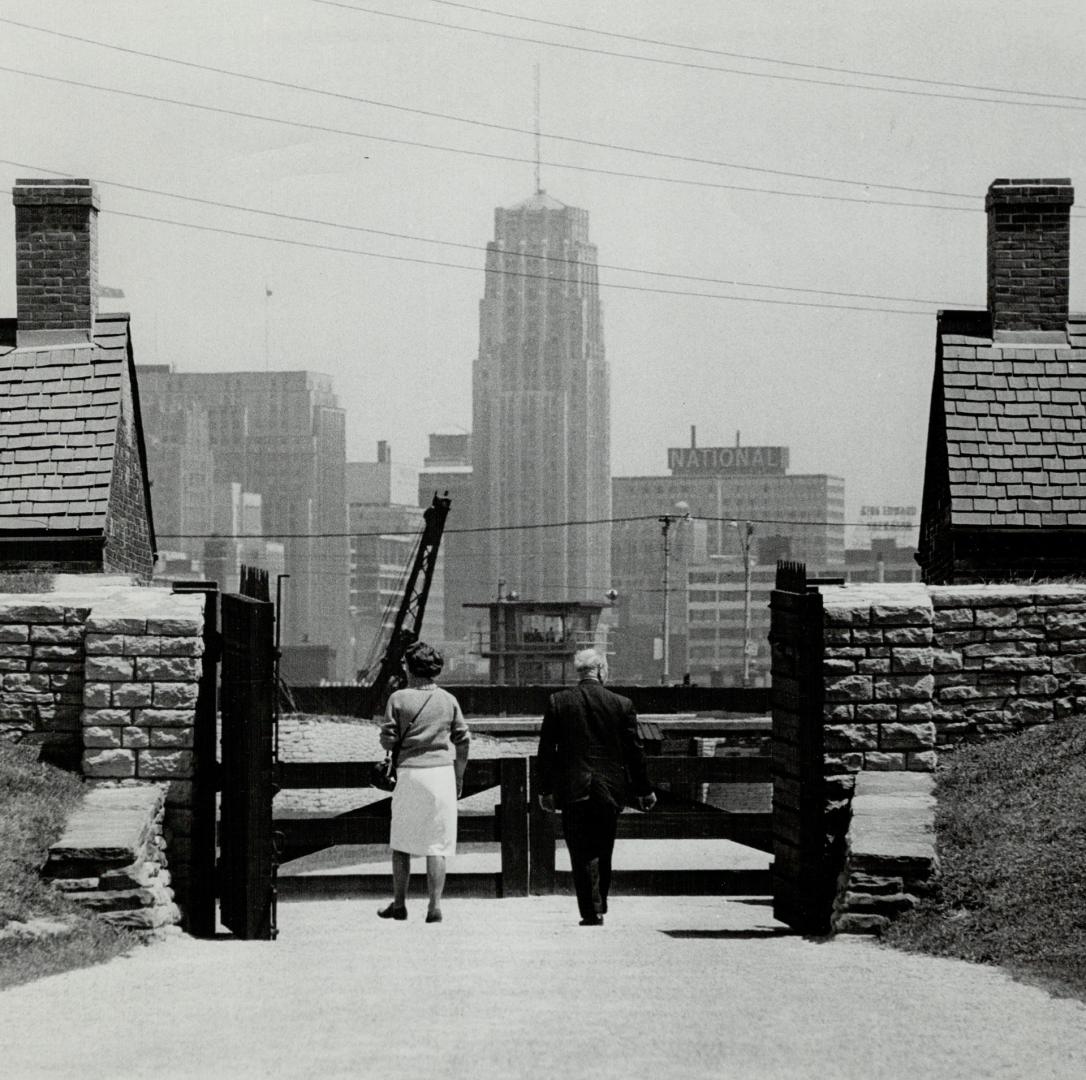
659, 505, 690, 686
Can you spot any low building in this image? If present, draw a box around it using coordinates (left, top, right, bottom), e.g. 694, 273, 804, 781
844, 538, 920, 584
0, 179, 155, 578
918, 179, 1086, 581
464, 598, 610, 685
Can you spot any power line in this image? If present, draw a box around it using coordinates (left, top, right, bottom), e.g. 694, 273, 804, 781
0, 14, 978, 202
0, 158, 973, 307
0, 64, 978, 213
156, 511, 888, 541
316, 1, 1086, 114
427, 0, 1086, 105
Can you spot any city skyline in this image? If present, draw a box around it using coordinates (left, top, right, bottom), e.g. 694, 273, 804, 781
5, 1, 1086, 535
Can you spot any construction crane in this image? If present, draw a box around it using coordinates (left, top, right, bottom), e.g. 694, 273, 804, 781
357, 491, 451, 719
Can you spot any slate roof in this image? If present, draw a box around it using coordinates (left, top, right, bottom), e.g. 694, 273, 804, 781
0, 313, 130, 532
938, 310, 1086, 528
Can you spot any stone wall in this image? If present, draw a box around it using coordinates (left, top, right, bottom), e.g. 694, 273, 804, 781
818, 580, 1086, 932
0, 576, 206, 922
822, 582, 1086, 764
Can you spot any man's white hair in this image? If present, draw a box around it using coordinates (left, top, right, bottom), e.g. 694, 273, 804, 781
573, 648, 607, 676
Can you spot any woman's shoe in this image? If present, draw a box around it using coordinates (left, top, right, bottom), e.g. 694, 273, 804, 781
425, 909, 443, 923
378, 903, 408, 920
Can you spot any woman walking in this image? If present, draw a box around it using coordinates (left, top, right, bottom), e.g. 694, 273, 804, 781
378, 641, 469, 923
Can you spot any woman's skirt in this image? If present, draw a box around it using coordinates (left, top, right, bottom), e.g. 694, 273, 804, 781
389, 764, 458, 856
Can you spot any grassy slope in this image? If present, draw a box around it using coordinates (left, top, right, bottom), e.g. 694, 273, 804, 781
884, 718, 1086, 999
0, 741, 139, 990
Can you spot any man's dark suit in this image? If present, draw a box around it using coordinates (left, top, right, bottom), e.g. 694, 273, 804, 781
537, 678, 653, 922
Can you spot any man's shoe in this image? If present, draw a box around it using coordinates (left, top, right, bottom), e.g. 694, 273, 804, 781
377, 903, 408, 920
579, 916, 604, 926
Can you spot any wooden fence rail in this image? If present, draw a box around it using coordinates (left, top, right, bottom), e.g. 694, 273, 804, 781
276, 754, 772, 899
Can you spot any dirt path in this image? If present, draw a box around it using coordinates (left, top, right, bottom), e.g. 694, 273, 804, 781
2, 896, 1084, 1080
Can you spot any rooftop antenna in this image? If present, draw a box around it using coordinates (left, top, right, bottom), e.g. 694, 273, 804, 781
534, 62, 543, 194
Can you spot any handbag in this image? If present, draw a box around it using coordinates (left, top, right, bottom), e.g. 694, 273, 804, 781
372, 692, 435, 792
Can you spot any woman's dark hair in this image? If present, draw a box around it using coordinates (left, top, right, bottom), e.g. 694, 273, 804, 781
404, 641, 444, 678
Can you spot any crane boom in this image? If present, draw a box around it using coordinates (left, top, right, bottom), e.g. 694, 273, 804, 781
358, 491, 451, 719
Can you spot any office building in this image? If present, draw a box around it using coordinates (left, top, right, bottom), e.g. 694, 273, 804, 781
472, 191, 611, 606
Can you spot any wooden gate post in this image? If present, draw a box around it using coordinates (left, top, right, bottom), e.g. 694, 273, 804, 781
499, 757, 529, 897
528, 757, 556, 894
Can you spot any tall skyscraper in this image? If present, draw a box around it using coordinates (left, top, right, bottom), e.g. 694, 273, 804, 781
472, 192, 611, 605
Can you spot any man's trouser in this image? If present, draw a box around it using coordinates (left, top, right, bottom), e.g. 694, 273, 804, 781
561, 795, 619, 920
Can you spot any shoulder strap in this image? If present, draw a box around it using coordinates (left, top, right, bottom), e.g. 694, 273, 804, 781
392, 692, 436, 758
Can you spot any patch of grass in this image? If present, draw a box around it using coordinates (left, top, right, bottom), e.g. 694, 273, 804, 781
0, 741, 140, 990
884, 718, 1086, 1000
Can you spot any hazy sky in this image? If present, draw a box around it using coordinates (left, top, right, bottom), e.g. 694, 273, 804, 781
4, 0, 1086, 540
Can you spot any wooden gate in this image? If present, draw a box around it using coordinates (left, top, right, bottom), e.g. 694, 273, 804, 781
769, 560, 833, 933
219, 586, 277, 940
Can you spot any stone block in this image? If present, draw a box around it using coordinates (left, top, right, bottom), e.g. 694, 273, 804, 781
930, 588, 1029, 609
0, 605, 69, 624
85, 633, 125, 655
0, 643, 32, 658
85, 656, 134, 682
0, 624, 30, 643
826, 647, 866, 659
847, 873, 904, 895
1046, 610, 1086, 640
136, 656, 201, 681
3, 671, 52, 692
931, 650, 963, 672
862, 752, 907, 770
83, 748, 136, 778
1008, 698, 1054, 724
159, 637, 204, 658
824, 629, 851, 646
933, 608, 974, 630
86, 617, 147, 635
146, 618, 202, 637
842, 891, 917, 915
983, 656, 1052, 674
113, 683, 154, 708
891, 648, 934, 673
122, 726, 150, 749
1052, 653, 1086, 675
824, 606, 870, 628
825, 724, 879, 751
907, 751, 938, 771
149, 728, 194, 749
137, 750, 193, 779
153, 683, 198, 708
975, 607, 1022, 627
133, 708, 193, 728
857, 657, 891, 674
83, 726, 123, 749
122, 635, 162, 657
884, 627, 934, 645
0, 658, 28, 673
825, 674, 874, 702
834, 912, 890, 934
81, 708, 132, 727
824, 704, 854, 722
822, 754, 863, 774
851, 629, 885, 646
1018, 674, 1060, 695
871, 604, 931, 627
898, 702, 935, 722
961, 641, 1024, 658
988, 627, 1045, 642
29, 624, 83, 644
855, 703, 896, 722
824, 658, 856, 674
83, 683, 112, 707
880, 722, 936, 750
935, 630, 985, 647
874, 674, 934, 702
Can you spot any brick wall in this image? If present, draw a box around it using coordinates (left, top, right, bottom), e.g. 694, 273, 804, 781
0, 579, 205, 920
822, 582, 1086, 762
986, 179, 1073, 334
12, 180, 99, 337
102, 368, 154, 580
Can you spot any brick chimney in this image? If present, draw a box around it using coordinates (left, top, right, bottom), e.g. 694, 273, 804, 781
12, 178, 100, 347
986, 178, 1074, 335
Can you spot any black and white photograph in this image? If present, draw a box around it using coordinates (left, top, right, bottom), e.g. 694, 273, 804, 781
1, 2, 1086, 1077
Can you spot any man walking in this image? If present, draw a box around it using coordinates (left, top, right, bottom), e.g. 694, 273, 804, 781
537, 649, 656, 925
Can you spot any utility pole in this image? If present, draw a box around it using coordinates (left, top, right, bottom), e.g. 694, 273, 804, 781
733, 521, 756, 687
659, 509, 690, 685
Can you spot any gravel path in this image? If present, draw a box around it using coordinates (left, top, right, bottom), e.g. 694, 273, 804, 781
2, 896, 1084, 1080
